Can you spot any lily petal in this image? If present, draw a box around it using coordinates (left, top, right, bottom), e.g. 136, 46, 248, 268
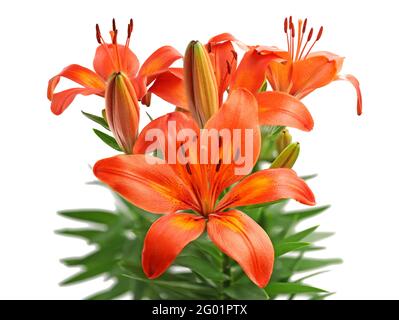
50, 88, 102, 115
205, 88, 261, 196
337, 74, 363, 116
135, 46, 182, 100
230, 48, 280, 94
93, 44, 140, 80
148, 68, 188, 109
256, 91, 314, 131
47, 64, 105, 100
93, 154, 199, 214
207, 210, 274, 288
216, 168, 315, 212
142, 213, 206, 279
291, 53, 344, 99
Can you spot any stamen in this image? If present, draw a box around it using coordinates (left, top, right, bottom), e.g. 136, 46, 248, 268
290, 22, 295, 59
302, 18, 308, 33
284, 17, 290, 54
295, 19, 303, 61
112, 18, 117, 32
185, 163, 192, 175
226, 60, 231, 74
304, 26, 323, 58
95, 24, 102, 44
215, 159, 222, 172
298, 27, 313, 60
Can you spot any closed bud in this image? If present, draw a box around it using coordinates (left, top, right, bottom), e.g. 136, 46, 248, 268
276, 129, 292, 153
270, 142, 300, 169
184, 40, 219, 128
105, 72, 140, 154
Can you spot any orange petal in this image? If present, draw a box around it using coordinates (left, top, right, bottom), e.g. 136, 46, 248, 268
50, 88, 102, 115
134, 46, 182, 99
93, 44, 140, 80
93, 154, 199, 214
205, 88, 261, 196
256, 91, 314, 131
47, 64, 105, 100
337, 74, 363, 116
207, 210, 274, 288
142, 213, 206, 279
216, 168, 316, 212
230, 48, 280, 94
148, 68, 188, 109
207, 41, 237, 105
291, 52, 343, 99
265, 61, 293, 93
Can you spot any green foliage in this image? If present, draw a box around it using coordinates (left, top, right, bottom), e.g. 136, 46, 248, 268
57, 185, 340, 300
92, 129, 122, 152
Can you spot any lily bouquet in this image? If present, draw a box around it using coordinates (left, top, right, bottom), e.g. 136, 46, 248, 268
49, 17, 362, 300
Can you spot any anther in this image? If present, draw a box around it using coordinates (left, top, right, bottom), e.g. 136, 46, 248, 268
95, 24, 102, 44
226, 60, 231, 74
112, 18, 117, 32
316, 26, 323, 41
185, 163, 192, 175
284, 17, 288, 33
231, 50, 238, 60
215, 159, 222, 172
307, 28, 314, 42
302, 18, 308, 33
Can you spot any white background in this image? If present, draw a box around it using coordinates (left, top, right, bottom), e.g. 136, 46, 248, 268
0, 0, 397, 299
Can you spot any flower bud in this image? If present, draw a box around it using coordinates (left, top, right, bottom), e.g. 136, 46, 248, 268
270, 142, 300, 169
184, 40, 219, 128
105, 72, 140, 154
276, 129, 292, 153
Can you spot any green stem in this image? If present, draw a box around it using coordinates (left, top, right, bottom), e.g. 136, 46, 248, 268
220, 254, 231, 300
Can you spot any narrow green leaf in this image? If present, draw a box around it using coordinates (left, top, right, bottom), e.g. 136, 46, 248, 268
274, 242, 311, 257
224, 283, 269, 300
86, 280, 130, 300
82, 111, 109, 130
58, 209, 118, 226
55, 229, 104, 243
93, 129, 122, 152
266, 282, 326, 296
303, 232, 335, 242
175, 255, 224, 282
61, 262, 115, 286
280, 257, 343, 273
285, 226, 319, 242
300, 173, 318, 180
310, 292, 335, 300
284, 205, 331, 222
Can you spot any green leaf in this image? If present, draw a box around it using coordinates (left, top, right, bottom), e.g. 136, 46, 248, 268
266, 282, 326, 296
86, 280, 130, 300
58, 209, 118, 226
61, 245, 121, 268
175, 255, 224, 282
284, 205, 330, 222
122, 272, 211, 292
285, 226, 319, 242
303, 232, 335, 242
310, 292, 335, 300
280, 257, 343, 273
300, 173, 318, 180
224, 283, 269, 300
93, 129, 122, 152
55, 229, 104, 243
274, 242, 311, 257
61, 262, 116, 286
82, 111, 109, 130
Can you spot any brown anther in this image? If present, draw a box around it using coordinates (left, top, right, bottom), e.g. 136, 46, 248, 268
284, 17, 288, 33
307, 28, 314, 42
302, 18, 308, 33
112, 18, 117, 32
289, 16, 292, 25
185, 163, 192, 175
226, 60, 231, 74
215, 159, 222, 172
316, 26, 323, 41
95, 24, 102, 44
290, 22, 295, 37
231, 50, 238, 60
127, 20, 133, 38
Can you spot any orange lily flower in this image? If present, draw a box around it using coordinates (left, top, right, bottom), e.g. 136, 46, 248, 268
94, 89, 315, 287
264, 17, 362, 115
47, 19, 182, 115
147, 34, 315, 132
